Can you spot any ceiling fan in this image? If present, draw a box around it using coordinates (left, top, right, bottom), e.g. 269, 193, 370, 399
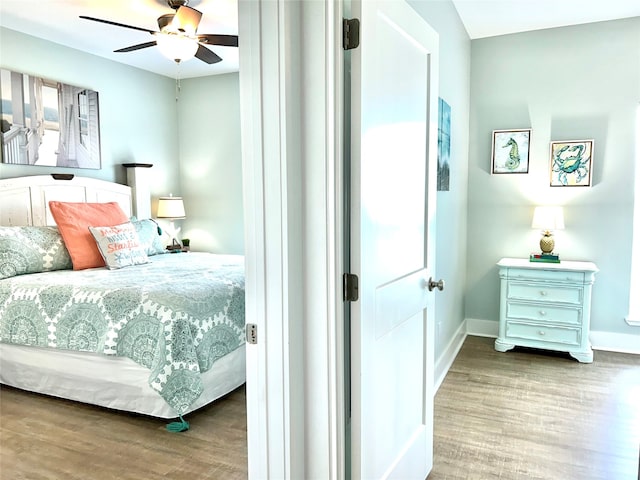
80, 0, 238, 64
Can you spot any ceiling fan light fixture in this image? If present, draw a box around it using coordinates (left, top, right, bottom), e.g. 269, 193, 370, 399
155, 32, 198, 63
172, 6, 202, 36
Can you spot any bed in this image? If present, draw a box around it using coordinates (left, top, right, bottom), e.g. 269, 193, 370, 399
0, 174, 246, 419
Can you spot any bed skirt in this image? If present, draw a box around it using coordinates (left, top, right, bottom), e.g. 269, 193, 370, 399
0, 343, 246, 419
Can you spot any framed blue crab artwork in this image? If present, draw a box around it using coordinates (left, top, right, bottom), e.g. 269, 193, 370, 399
491, 129, 531, 174
550, 140, 594, 187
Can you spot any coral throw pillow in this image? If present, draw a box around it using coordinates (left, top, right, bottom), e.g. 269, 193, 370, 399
49, 201, 129, 270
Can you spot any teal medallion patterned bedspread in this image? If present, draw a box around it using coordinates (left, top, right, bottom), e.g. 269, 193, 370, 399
0, 253, 245, 415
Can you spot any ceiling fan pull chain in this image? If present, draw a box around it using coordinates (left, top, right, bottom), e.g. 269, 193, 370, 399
175, 62, 182, 102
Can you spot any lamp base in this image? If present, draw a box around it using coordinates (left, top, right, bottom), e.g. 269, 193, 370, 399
540, 233, 555, 254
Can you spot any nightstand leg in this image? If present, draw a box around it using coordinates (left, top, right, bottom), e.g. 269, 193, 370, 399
569, 349, 594, 363
494, 338, 515, 352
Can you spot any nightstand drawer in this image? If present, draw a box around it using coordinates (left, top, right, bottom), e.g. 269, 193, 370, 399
508, 268, 584, 284
506, 302, 581, 325
507, 283, 582, 304
505, 321, 581, 346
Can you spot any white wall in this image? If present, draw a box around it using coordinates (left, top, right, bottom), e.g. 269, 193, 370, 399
467, 18, 640, 340
0, 28, 180, 199
177, 73, 244, 254
409, 1, 471, 362
0, 28, 244, 255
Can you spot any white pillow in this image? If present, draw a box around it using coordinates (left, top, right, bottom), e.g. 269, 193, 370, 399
88, 222, 149, 270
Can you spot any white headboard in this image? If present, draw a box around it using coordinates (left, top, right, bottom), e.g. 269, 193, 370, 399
0, 175, 133, 226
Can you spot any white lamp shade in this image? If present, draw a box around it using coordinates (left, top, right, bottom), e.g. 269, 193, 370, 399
532, 206, 565, 231
157, 196, 186, 219
154, 33, 198, 62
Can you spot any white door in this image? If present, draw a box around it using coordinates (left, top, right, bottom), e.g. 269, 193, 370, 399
349, 0, 439, 478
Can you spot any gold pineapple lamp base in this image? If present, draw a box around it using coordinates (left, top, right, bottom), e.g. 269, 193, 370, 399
539, 231, 555, 254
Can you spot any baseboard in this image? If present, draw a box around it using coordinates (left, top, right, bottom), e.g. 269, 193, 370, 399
434, 321, 467, 393
590, 330, 640, 355
465, 317, 638, 355
465, 318, 499, 338
432, 320, 639, 397
624, 316, 640, 327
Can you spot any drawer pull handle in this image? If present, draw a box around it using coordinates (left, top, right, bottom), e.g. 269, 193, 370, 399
540, 291, 547, 296
538, 330, 546, 336
539, 311, 547, 316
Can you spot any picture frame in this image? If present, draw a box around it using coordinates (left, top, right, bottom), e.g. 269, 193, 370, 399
437, 97, 451, 191
491, 128, 531, 174
1, 68, 101, 169
549, 139, 594, 187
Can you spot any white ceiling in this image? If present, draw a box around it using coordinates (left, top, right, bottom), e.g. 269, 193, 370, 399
1, 0, 638, 79
451, 0, 640, 39
0, 0, 239, 79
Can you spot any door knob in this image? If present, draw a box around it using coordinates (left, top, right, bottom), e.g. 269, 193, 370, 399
427, 277, 444, 292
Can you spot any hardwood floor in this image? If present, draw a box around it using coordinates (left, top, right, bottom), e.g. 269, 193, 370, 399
1, 337, 637, 479
0, 384, 247, 480
429, 336, 640, 480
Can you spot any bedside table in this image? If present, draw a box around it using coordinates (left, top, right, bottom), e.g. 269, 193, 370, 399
495, 258, 598, 363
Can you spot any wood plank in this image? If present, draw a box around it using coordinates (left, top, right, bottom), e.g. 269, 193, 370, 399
0, 384, 247, 479
429, 336, 640, 479
2, 336, 638, 479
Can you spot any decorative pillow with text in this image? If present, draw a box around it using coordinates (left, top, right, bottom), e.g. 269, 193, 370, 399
88, 222, 149, 270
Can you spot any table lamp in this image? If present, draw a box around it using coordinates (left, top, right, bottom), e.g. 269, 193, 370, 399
157, 195, 186, 248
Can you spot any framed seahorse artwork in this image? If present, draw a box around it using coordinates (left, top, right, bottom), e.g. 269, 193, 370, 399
549, 139, 594, 187
491, 129, 531, 174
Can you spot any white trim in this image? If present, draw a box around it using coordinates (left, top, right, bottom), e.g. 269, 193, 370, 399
624, 317, 640, 327
628, 103, 640, 324
463, 318, 640, 355
434, 322, 467, 393
465, 318, 499, 338
239, 0, 289, 478
239, 1, 345, 478
590, 331, 640, 355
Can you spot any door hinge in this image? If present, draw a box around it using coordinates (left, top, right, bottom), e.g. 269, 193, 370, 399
343, 18, 360, 50
246, 323, 258, 344
343, 273, 359, 302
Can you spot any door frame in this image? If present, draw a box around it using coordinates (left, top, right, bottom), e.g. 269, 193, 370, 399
238, 0, 346, 478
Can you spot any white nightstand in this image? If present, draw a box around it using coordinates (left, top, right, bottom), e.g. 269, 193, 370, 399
495, 257, 598, 363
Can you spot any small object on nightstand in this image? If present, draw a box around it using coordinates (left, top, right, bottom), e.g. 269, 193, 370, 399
166, 238, 182, 252
529, 253, 560, 263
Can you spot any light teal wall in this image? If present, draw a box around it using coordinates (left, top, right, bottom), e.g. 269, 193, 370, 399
178, 73, 244, 254
0, 28, 243, 255
0, 27, 180, 196
410, 1, 471, 360
467, 18, 640, 336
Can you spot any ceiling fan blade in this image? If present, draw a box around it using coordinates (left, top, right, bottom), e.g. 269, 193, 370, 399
197, 34, 239, 48
173, 6, 202, 34
114, 41, 158, 53
195, 44, 222, 64
79, 16, 157, 34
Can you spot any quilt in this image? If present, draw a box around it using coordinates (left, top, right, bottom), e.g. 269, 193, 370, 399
0, 253, 245, 415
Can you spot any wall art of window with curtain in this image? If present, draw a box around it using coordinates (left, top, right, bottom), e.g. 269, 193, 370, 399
0, 68, 101, 169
